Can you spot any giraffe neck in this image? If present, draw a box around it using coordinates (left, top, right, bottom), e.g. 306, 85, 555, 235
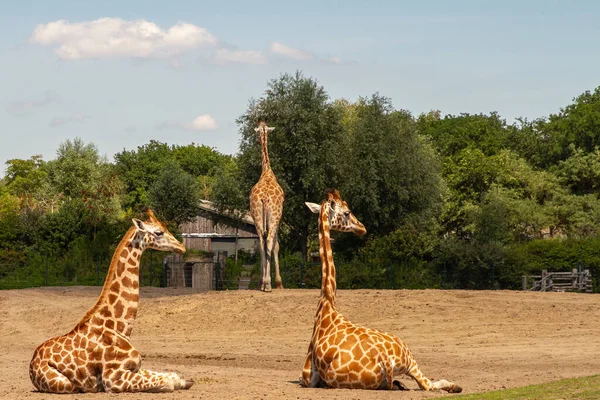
260, 131, 271, 173
318, 206, 336, 305
79, 226, 143, 337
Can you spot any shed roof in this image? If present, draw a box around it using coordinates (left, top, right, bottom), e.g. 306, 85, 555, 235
198, 199, 255, 226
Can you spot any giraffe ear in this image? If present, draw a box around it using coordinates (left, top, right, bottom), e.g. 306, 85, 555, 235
266, 126, 275, 133
305, 202, 321, 214
132, 218, 147, 232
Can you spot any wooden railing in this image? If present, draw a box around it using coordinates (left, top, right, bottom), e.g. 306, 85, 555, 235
522, 269, 592, 293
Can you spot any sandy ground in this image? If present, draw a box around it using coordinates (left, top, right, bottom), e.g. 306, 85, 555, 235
1, 287, 599, 399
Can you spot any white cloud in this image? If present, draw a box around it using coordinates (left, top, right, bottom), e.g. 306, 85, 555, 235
6, 90, 60, 116
30, 18, 217, 59
214, 48, 267, 65
270, 41, 314, 61
49, 113, 89, 127
156, 114, 217, 131
327, 56, 344, 64
185, 114, 217, 131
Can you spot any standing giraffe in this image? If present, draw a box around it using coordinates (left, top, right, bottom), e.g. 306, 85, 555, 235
29, 210, 194, 393
301, 189, 462, 392
249, 121, 285, 292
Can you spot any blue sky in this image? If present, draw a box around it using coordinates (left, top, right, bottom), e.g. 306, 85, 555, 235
1, 0, 599, 171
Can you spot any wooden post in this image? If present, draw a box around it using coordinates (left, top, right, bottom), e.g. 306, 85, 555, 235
572, 268, 578, 289
541, 270, 548, 291
522, 276, 528, 291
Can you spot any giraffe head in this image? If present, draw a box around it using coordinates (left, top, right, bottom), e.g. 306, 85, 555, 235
305, 189, 366, 236
131, 209, 186, 254
254, 121, 274, 142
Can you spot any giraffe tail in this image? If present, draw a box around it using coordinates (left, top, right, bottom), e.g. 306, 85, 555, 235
261, 199, 269, 238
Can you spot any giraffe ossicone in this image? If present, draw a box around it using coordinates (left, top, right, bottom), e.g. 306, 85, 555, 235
29, 209, 195, 393
301, 189, 462, 393
249, 121, 285, 292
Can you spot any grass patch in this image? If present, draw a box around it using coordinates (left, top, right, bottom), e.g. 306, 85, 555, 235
455, 375, 600, 400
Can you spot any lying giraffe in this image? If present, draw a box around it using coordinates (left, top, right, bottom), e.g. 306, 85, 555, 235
301, 189, 462, 392
29, 210, 194, 393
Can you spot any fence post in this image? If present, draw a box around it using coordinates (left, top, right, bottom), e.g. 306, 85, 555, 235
45, 258, 49, 286
522, 275, 527, 291
162, 260, 167, 288
443, 260, 447, 289
541, 270, 548, 291
491, 262, 495, 290
215, 258, 221, 290
150, 251, 154, 287
300, 262, 304, 288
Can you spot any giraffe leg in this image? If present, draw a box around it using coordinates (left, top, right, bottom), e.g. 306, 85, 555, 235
377, 359, 395, 390
263, 231, 277, 292
29, 359, 81, 394
256, 233, 269, 292
273, 232, 284, 289
102, 368, 191, 393
140, 369, 194, 390
405, 361, 434, 391
432, 379, 462, 393
404, 361, 461, 393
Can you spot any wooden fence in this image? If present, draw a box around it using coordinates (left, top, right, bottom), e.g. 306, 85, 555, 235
522, 269, 592, 293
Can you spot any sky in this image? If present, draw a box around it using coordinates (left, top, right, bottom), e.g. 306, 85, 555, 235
1, 0, 600, 171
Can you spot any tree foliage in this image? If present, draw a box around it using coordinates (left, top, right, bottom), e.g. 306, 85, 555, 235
235, 71, 345, 256
148, 161, 200, 227
3, 77, 600, 291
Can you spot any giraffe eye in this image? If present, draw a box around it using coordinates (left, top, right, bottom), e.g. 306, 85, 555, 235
155, 231, 164, 237
344, 211, 350, 217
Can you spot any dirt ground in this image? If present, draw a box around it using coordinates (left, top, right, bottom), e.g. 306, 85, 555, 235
1, 287, 599, 399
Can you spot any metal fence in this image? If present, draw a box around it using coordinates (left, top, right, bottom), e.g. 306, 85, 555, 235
0, 250, 167, 290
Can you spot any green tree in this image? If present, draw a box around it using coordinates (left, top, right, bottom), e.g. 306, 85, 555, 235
555, 147, 600, 195
114, 140, 173, 208
4, 155, 61, 212
235, 71, 345, 257
148, 161, 200, 226
48, 138, 103, 199
338, 94, 443, 236
115, 141, 231, 209
211, 158, 248, 220
417, 111, 510, 158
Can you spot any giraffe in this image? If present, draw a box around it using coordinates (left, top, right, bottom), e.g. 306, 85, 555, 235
29, 210, 194, 393
301, 189, 462, 392
249, 121, 285, 292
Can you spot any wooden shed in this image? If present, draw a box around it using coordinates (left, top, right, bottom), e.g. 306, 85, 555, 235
162, 200, 258, 291
179, 199, 258, 257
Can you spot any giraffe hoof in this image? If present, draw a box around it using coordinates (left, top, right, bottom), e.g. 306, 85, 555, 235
393, 380, 410, 391
182, 379, 194, 390
448, 384, 462, 393
275, 281, 284, 289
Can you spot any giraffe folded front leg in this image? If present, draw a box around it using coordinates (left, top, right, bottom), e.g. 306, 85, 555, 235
103, 368, 186, 393
140, 369, 194, 390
